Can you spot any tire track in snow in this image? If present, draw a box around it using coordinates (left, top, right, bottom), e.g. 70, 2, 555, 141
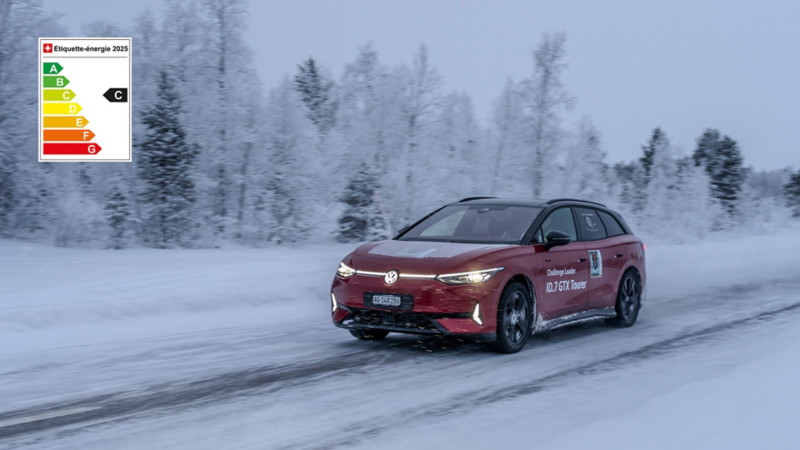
299, 299, 800, 450
2, 280, 799, 443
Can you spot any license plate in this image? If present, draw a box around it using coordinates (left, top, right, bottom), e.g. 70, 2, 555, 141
364, 292, 413, 310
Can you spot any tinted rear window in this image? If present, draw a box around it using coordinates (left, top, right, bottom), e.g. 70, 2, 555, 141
400, 204, 542, 244
575, 207, 607, 241
598, 210, 626, 237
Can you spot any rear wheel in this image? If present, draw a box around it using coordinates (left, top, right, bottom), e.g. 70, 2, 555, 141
488, 281, 532, 354
349, 329, 390, 340
606, 269, 641, 327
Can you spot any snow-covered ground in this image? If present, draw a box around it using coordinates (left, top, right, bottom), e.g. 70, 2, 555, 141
1, 227, 800, 449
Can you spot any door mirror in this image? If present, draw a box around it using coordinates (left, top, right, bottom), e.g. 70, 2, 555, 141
543, 230, 571, 249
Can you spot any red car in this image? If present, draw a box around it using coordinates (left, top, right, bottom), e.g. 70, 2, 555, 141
331, 198, 646, 353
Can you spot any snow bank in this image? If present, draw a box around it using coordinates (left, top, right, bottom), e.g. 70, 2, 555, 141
2, 225, 800, 332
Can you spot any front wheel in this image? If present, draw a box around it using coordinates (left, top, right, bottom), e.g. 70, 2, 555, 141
487, 281, 532, 354
349, 329, 390, 340
606, 269, 641, 327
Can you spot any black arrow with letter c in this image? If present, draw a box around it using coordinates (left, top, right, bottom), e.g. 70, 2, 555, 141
103, 88, 128, 103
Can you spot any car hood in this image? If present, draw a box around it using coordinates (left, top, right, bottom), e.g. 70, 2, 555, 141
350, 240, 510, 274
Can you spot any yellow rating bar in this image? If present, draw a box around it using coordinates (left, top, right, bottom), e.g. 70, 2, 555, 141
43, 103, 82, 115
43, 89, 76, 101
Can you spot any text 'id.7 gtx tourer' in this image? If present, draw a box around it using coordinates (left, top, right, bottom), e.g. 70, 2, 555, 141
331, 197, 646, 353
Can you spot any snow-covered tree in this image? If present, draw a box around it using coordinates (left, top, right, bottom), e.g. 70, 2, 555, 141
490, 78, 525, 196
563, 116, 608, 202
520, 32, 574, 199
195, 0, 255, 239
336, 44, 404, 226
433, 91, 482, 204
616, 128, 672, 219
693, 129, 745, 219
137, 70, 198, 248
264, 78, 319, 244
294, 57, 338, 136
397, 43, 443, 222
785, 170, 800, 217
337, 163, 390, 243
0, 0, 62, 236
672, 159, 715, 240
640, 127, 669, 184
105, 174, 132, 249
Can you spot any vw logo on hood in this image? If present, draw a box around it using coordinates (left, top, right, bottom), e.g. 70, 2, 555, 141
384, 270, 399, 285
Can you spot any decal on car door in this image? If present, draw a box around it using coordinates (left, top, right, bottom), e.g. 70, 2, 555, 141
588, 250, 603, 278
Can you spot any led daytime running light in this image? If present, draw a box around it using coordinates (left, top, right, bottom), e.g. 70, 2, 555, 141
435, 267, 504, 285
337, 262, 356, 278
472, 302, 483, 325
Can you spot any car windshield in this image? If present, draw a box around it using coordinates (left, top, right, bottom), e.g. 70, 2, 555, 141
399, 204, 542, 244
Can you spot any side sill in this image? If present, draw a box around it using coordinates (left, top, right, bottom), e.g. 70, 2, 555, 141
536, 307, 617, 332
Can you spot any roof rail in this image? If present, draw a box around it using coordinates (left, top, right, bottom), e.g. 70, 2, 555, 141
458, 196, 497, 203
546, 198, 607, 207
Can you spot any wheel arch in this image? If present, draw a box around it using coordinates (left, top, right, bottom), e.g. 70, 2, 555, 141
506, 273, 538, 327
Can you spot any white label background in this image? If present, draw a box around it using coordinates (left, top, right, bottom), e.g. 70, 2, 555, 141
39, 38, 131, 162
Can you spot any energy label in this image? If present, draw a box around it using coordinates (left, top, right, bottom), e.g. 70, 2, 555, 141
39, 38, 132, 162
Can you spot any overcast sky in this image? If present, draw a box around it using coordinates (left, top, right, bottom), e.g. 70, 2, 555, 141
43, 0, 800, 170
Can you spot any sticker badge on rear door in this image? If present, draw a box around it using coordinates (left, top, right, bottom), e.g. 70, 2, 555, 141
588, 250, 603, 278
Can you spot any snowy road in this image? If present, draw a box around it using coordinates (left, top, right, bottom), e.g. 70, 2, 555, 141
1, 231, 800, 449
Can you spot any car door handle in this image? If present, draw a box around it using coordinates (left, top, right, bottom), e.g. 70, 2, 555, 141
578, 258, 587, 262
615, 254, 624, 258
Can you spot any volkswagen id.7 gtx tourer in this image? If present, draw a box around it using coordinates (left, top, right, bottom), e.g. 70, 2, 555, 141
331, 197, 646, 353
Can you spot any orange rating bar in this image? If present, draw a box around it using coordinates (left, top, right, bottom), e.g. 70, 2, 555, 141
44, 130, 96, 141
43, 116, 89, 128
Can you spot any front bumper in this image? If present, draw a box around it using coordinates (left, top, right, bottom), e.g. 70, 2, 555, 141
333, 304, 496, 342
331, 271, 505, 339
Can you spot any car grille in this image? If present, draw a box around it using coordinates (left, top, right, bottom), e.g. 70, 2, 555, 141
349, 308, 440, 332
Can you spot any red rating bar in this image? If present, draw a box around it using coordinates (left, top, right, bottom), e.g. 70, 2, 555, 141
43, 143, 103, 155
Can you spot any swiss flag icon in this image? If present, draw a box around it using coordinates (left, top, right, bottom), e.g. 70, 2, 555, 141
43, 43, 53, 53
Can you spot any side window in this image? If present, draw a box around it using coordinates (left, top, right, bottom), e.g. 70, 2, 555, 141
541, 208, 578, 242
598, 210, 626, 237
575, 207, 607, 241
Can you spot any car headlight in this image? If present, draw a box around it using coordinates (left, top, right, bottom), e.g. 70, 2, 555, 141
337, 262, 356, 279
435, 267, 504, 285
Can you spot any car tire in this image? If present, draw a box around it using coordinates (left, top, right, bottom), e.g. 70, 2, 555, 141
606, 269, 641, 328
349, 329, 390, 340
487, 281, 532, 354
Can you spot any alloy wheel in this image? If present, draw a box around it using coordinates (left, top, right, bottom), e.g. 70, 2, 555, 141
503, 291, 529, 344
620, 276, 639, 319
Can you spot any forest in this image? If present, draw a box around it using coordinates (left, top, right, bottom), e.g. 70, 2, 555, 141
1, 0, 799, 249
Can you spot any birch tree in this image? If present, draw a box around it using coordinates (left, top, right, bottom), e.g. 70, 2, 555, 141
490, 78, 524, 196
520, 32, 574, 199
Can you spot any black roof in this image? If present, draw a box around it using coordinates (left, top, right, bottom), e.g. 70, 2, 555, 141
456, 197, 606, 208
